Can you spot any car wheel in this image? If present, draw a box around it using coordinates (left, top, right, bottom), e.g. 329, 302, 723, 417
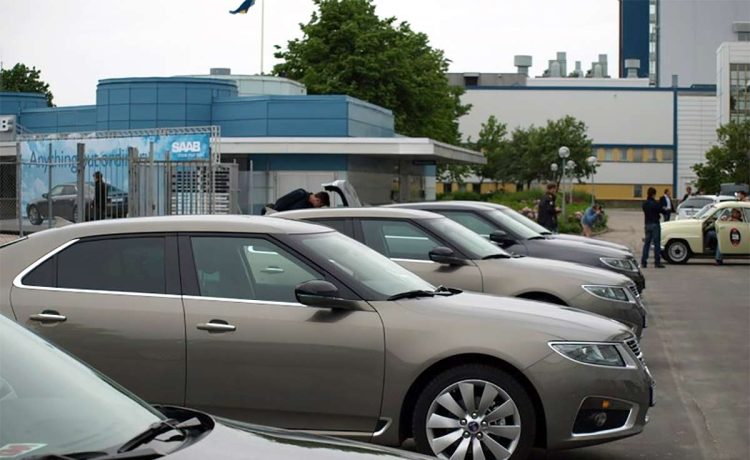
413, 365, 535, 460
27, 206, 42, 225
665, 240, 690, 264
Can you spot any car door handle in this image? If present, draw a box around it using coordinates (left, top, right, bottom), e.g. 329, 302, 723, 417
261, 266, 284, 274
196, 320, 236, 333
30, 311, 67, 323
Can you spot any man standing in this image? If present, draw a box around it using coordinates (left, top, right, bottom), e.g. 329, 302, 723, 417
681, 185, 693, 203
92, 171, 107, 221
737, 190, 749, 202
537, 183, 559, 232
641, 187, 665, 268
659, 189, 674, 221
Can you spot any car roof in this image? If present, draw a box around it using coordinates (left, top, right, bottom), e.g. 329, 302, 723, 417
689, 195, 736, 200
23, 215, 332, 243
385, 201, 510, 211
274, 207, 442, 220
714, 201, 750, 209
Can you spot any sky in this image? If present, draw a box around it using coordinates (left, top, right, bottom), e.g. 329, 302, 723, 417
0, 0, 619, 107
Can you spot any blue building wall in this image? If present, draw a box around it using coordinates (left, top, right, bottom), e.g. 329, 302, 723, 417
619, 0, 650, 79
0, 93, 48, 116
0, 77, 395, 137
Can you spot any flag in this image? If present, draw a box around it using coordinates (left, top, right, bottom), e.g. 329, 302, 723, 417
230, 0, 256, 14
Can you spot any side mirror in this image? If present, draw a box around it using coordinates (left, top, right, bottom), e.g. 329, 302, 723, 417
490, 230, 515, 247
295, 280, 360, 310
428, 246, 467, 266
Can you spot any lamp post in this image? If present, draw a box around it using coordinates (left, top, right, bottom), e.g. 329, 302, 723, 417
565, 159, 576, 205
586, 155, 598, 206
558, 147, 570, 220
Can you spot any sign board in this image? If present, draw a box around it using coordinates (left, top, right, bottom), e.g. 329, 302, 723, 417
19, 133, 210, 217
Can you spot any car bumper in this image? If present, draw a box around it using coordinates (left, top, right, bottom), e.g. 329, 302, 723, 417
527, 350, 654, 450
570, 293, 647, 338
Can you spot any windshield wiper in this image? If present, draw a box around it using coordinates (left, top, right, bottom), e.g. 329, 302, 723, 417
387, 289, 436, 301
117, 418, 201, 454
434, 285, 462, 296
26, 448, 162, 460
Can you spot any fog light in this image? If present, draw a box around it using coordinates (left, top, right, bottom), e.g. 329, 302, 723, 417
592, 412, 608, 427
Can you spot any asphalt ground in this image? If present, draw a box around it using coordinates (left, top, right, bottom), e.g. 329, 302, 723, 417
3, 210, 749, 459
526, 209, 750, 460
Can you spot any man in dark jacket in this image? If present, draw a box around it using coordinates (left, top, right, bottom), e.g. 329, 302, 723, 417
537, 183, 559, 232
271, 188, 330, 213
641, 187, 665, 268
92, 171, 107, 221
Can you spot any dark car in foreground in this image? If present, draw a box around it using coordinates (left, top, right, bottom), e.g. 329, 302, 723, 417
0, 313, 430, 460
388, 201, 645, 292
26, 182, 128, 225
0, 216, 653, 460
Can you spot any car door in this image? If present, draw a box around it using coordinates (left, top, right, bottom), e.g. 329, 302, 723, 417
180, 234, 385, 433
716, 209, 750, 255
9, 234, 186, 405
356, 218, 483, 292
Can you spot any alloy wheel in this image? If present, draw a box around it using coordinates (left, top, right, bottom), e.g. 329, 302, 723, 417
425, 379, 521, 460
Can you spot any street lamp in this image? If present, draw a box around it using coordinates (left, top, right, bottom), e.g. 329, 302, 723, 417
565, 159, 576, 205
586, 155, 598, 206
557, 147, 570, 220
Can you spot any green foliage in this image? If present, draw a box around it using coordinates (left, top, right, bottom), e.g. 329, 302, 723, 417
273, 0, 470, 145
0, 63, 54, 106
692, 120, 750, 194
465, 115, 509, 183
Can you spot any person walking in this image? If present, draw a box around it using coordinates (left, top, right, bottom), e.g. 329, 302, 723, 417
581, 204, 602, 237
641, 187, 665, 268
537, 183, 559, 233
659, 189, 675, 221
92, 171, 107, 221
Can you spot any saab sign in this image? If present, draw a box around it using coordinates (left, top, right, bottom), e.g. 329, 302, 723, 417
168, 135, 210, 161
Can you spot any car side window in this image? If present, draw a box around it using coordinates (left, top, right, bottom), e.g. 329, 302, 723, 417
361, 220, 440, 261
55, 237, 166, 294
62, 185, 77, 195
439, 211, 496, 239
48, 185, 65, 197
190, 237, 323, 303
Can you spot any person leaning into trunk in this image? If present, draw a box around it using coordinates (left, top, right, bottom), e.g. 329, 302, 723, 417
267, 188, 330, 213
641, 187, 665, 268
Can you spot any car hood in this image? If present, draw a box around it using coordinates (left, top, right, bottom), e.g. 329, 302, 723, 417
662, 219, 699, 232
551, 233, 632, 253
528, 237, 632, 259
493, 255, 633, 286
394, 291, 633, 342
172, 418, 432, 460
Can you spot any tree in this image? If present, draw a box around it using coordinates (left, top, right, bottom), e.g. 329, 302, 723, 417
273, 0, 470, 145
510, 116, 595, 188
466, 115, 510, 184
0, 63, 54, 106
693, 120, 750, 194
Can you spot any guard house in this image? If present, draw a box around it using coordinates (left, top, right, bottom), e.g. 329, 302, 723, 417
0, 72, 483, 214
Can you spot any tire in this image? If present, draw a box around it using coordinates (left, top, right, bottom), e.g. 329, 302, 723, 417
27, 205, 42, 225
412, 364, 536, 460
664, 240, 690, 264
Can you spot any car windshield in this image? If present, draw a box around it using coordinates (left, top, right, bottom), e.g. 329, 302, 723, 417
693, 204, 716, 219
482, 210, 542, 240
421, 216, 510, 260
681, 197, 713, 209
292, 231, 435, 299
0, 316, 162, 458
498, 207, 552, 235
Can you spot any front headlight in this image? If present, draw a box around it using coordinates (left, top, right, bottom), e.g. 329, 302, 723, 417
600, 257, 639, 272
550, 343, 626, 367
582, 285, 631, 303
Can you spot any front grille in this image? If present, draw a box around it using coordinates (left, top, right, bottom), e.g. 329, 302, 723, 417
626, 337, 643, 362
627, 284, 641, 302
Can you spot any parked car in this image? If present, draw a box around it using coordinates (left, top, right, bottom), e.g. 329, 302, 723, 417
477, 201, 633, 254
387, 201, 644, 291
0, 313, 431, 460
275, 208, 648, 336
26, 182, 128, 225
0, 216, 653, 460
661, 201, 750, 264
675, 195, 735, 220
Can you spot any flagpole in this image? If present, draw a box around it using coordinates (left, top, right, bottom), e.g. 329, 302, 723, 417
260, 0, 265, 75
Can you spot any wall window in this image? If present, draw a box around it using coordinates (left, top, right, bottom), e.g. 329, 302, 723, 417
646, 149, 657, 162
634, 185, 643, 198
633, 150, 643, 162
661, 149, 673, 162
729, 63, 750, 122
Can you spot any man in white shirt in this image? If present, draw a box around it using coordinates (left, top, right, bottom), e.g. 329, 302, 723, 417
659, 189, 674, 221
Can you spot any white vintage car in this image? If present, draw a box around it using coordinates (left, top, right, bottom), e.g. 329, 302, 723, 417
661, 201, 750, 263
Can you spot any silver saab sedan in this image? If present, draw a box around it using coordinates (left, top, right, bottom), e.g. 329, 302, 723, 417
275, 208, 648, 336
0, 216, 653, 460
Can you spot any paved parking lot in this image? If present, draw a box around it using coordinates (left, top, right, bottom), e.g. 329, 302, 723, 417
527, 209, 750, 460
2, 209, 748, 460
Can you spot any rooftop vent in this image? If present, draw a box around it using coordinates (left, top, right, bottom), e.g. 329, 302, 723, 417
210, 68, 231, 76
514, 55, 532, 76
624, 59, 641, 78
